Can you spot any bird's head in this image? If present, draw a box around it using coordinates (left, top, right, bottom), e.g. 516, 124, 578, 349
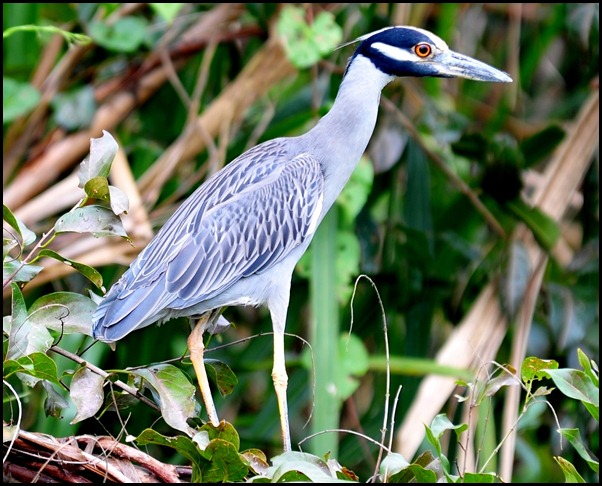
345, 26, 512, 83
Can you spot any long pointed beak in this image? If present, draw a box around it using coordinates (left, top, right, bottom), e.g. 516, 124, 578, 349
434, 50, 512, 83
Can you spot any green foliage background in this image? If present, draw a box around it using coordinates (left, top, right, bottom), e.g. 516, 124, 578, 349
3, 3, 599, 483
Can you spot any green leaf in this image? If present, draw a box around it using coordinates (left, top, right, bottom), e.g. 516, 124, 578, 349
430, 413, 468, 440
554, 456, 586, 483
506, 199, 560, 251
37, 250, 104, 292
558, 428, 599, 474
28, 290, 96, 335
379, 452, 409, 481
3, 204, 37, 247
521, 356, 559, 383
42, 381, 70, 419
277, 5, 342, 69
269, 451, 349, 483
338, 333, 369, 400
149, 3, 185, 22
70, 366, 105, 423
132, 364, 199, 435
55, 205, 130, 240
89, 16, 148, 53
78, 130, 118, 186
405, 464, 439, 482
481, 369, 520, 399
425, 414, 467, 478
83, 176, 111, 202
6, 284, 54, 369
199, 439, 248, 482
544, 368, 599, 421
4, 352, 61, 386
199, 420, 240, 451
137, 429, 205, 483
241, 448, 270, 476
82, 178, 130, 216
577, 348, 598, 387
3, 259, 44, 284
3, 77, 41, 123
463, 471, 498, 482
108, 185, 129, 215
204, 359, 238, 398
337, 156, 374, 223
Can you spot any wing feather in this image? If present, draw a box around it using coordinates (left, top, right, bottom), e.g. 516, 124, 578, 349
93, 139, 325, 339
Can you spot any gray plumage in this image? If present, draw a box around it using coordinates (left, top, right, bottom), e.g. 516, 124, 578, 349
92, 26, 511, 451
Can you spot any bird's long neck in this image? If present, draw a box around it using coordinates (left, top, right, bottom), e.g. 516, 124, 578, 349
301, 55, 393, 213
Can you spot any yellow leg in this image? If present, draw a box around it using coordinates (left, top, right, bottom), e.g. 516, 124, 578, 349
188, 313, 220, 426
272, 329, 291, 452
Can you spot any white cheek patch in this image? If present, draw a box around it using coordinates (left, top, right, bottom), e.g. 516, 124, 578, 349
371, 42, 416, 62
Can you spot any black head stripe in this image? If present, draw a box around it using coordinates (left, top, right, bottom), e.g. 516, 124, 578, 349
346, 27, 442, 78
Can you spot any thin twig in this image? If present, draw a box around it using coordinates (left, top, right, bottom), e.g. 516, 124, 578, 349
49, 344, 161, 413
349, 274, 391, 482
298, 428, 393, 455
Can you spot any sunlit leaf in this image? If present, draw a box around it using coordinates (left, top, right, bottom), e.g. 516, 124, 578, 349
77, 130, 118, 186
83, 176, 111, 201
483, 370, 519, 398
70, 366, 105, 423
133, 364, 198, 435
3, 77, 41, 123
199, 421, 240, 451
3, 259, 44, 284
269, 451, 349, 483
577, 348, 598, 387
6, 284, 54, 367
277, 5, 342, 68
3, 204, 37, 247
28, 291, 97, 336
463, 471, 498, 482
89, 16, 148, 53
379, 452, 409, 482
108, 185, 129, 215
149, 3, 184, 22
430, 413, 468, 440
521, 356, 559, 383
241, 448, 270, 476
4, 352, 60, 386
544, 368, 599, 421
338, 157, 374, 222
55, 205, 130, 240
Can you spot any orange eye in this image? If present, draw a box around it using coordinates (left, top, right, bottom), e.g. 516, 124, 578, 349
414, 43, 432, 58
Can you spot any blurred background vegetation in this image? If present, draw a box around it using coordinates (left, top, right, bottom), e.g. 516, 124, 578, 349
3, 3, 599, 483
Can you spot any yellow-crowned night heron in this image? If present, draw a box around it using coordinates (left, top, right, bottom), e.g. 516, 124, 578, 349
93, 26, 511, 451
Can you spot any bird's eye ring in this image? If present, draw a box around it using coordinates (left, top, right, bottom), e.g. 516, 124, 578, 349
414, 43, 432, 58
